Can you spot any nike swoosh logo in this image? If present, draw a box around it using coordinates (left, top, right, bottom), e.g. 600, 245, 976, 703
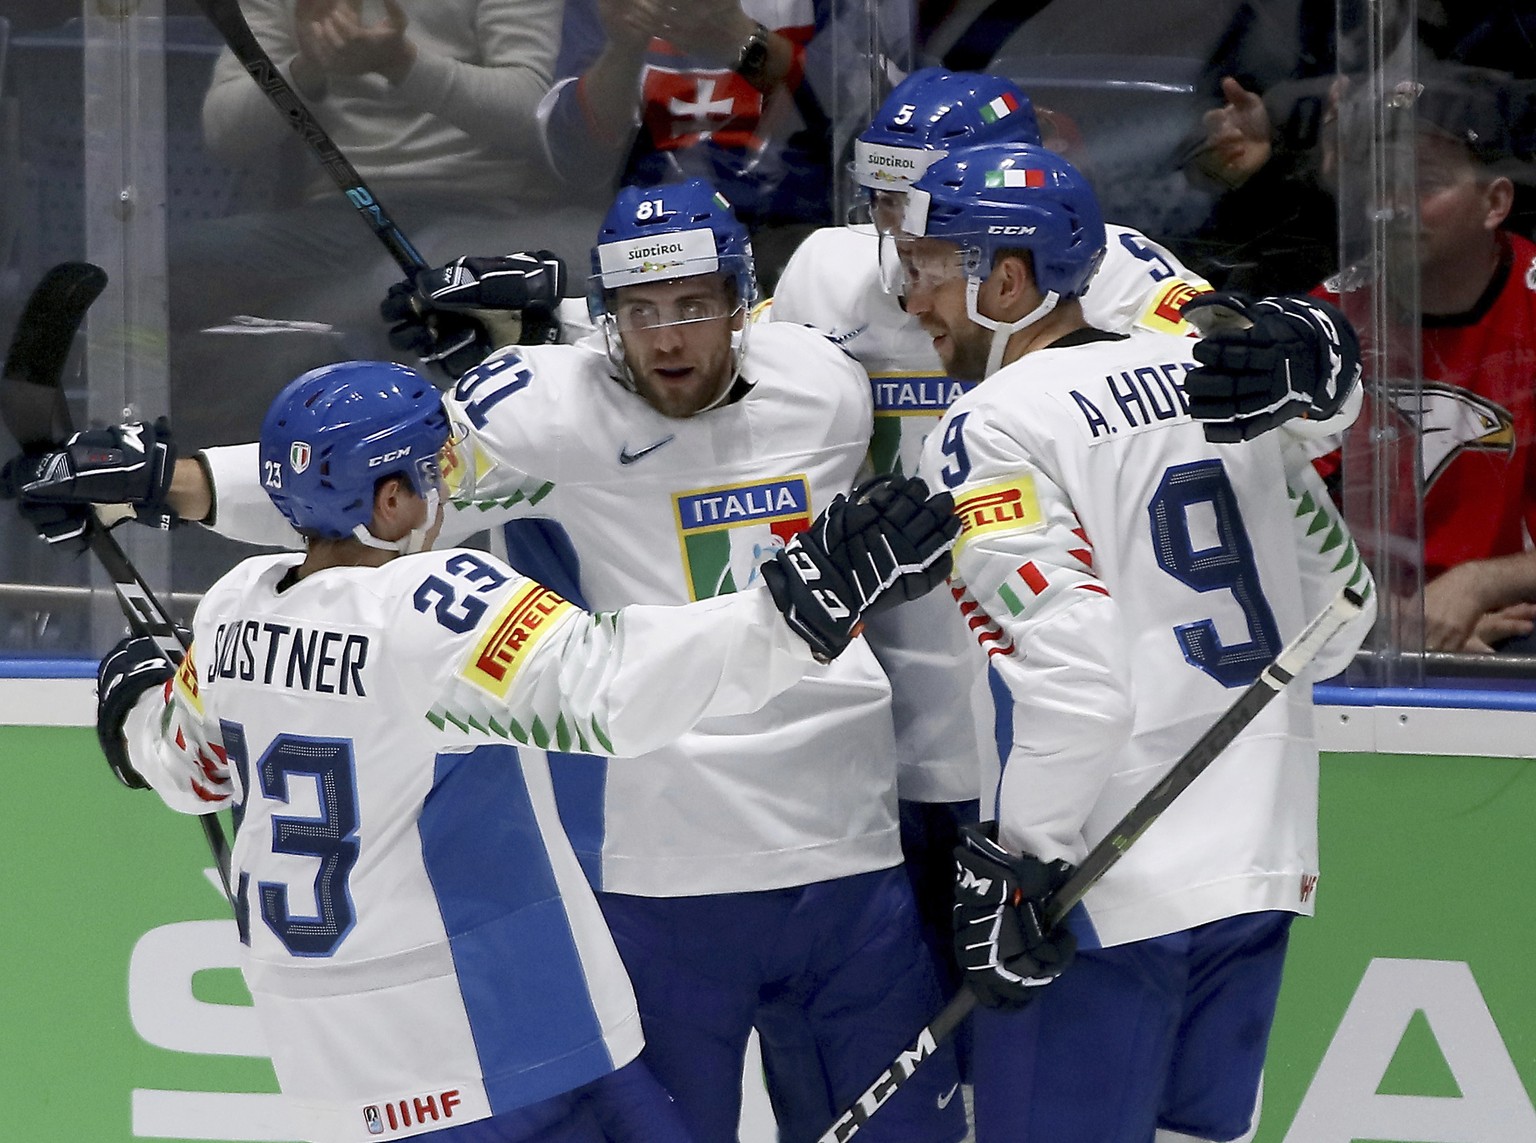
619, 435, 675, 465
937, 1083, 960, 1110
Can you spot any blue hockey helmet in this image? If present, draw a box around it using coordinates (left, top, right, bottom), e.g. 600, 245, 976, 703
588, 179, 757, 400
589, 178, 757, 317
854, 68, 1043, 196
259, 360, 450, 544
902, 141, 1106, 300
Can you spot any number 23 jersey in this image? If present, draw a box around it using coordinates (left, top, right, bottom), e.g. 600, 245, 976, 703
918, 328, 1375, 948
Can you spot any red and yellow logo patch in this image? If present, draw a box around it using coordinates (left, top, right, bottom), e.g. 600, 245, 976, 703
1139, 280, 1212, 335
462, 585, 575, 699
175, 645, 203, 715
954, 476, 1044, 554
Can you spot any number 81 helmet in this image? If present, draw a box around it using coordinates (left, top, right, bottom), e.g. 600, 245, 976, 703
588, 179, 758, 404
259, 360, 450, 552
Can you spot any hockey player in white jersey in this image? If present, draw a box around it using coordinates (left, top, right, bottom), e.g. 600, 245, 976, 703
27, 183, 968, 1143
893, 141, 1375, 1143
89, 359, 958, 1143
758, 67, 1364, 1027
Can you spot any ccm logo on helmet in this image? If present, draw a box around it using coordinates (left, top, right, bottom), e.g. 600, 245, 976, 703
987, 225, 1038, 236
368, 447, 413, 467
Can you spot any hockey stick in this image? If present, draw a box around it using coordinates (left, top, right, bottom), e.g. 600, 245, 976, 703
190, 0, 428, 276
1, 263, 236, 907
818, 584, 1368, 1143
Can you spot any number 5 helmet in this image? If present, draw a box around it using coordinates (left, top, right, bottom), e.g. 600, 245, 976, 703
588, 179, 758, 406
855, 69, 1044, 290
259, 360, 450, 552
902, 142, 1106, 375
854, 68, 1043, 198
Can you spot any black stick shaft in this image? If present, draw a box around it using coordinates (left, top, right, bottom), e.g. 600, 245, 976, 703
816, 586, 1366, 1143
88, 524, 236, 905
192, 0, 428, 275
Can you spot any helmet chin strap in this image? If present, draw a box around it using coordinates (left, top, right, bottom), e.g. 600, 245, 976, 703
965, 276, 1059, 378
349, 486, 440, 555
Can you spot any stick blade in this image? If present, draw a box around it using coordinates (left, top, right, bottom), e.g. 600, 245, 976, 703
2, 262, 108, 450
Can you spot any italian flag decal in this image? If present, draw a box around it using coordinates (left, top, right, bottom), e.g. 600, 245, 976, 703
984, 168, 1046, 189
979, 92, 1020, 123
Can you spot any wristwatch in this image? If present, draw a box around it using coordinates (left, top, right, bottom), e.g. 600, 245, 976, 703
733, 22, 772, 85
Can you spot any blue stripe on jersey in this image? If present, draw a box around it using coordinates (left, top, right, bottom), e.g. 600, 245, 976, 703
987, 663, 1011, 818
548, 752, 609, 890
497, 520, 610, 892
421, 744, 614, 1111
500, 520, 588, 609
986, 663, 1099, 950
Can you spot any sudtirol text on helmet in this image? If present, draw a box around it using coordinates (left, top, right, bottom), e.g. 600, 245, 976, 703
259, 360, 451, 553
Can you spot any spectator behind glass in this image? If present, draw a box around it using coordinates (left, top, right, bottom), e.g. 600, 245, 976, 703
170, 0, 597, 449
1186, 4, 1536, 295
1315, 65, 1536, 653
913, 0, 1340, 291
538, 0, 909, 290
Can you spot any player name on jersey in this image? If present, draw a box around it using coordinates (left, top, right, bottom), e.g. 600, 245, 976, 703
1070, 360, 1195, 442
208, 619, 371, 696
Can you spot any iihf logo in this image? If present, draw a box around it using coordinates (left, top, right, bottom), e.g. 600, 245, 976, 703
290, 441, 312, 473
363, 1105, 384, 1135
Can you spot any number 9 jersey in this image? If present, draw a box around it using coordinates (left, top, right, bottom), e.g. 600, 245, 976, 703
116, 547, 817, 1142
917, 326, 1377, 950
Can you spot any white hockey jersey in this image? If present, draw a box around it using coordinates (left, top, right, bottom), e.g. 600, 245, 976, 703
201, 321, 902, 898
764, 222, 1212, 803
121, 548, 817, 1142
916, 327, 1376, 948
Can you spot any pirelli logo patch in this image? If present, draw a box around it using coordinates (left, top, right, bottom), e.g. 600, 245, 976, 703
175, 644, 204, 715
1138, 280, 1211, 335
955, 476, 1044, 553
463, 586, 574, 699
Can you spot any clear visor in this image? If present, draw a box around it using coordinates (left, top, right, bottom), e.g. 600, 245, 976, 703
893, 237, 983, 298
605, 289, 743, 333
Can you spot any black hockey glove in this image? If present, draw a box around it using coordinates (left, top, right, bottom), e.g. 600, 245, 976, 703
96, 633, 179, 790
953, 821, 1077, 1010
763, 475, 959, 662
849, 474, 961, 613
0, 417, 180, 543
382, 251, 567, 379
1181, 293, 1362, 443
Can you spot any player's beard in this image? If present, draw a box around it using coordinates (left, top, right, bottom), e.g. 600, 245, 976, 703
624, 321, 738, 418
932, 319, 992, 381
